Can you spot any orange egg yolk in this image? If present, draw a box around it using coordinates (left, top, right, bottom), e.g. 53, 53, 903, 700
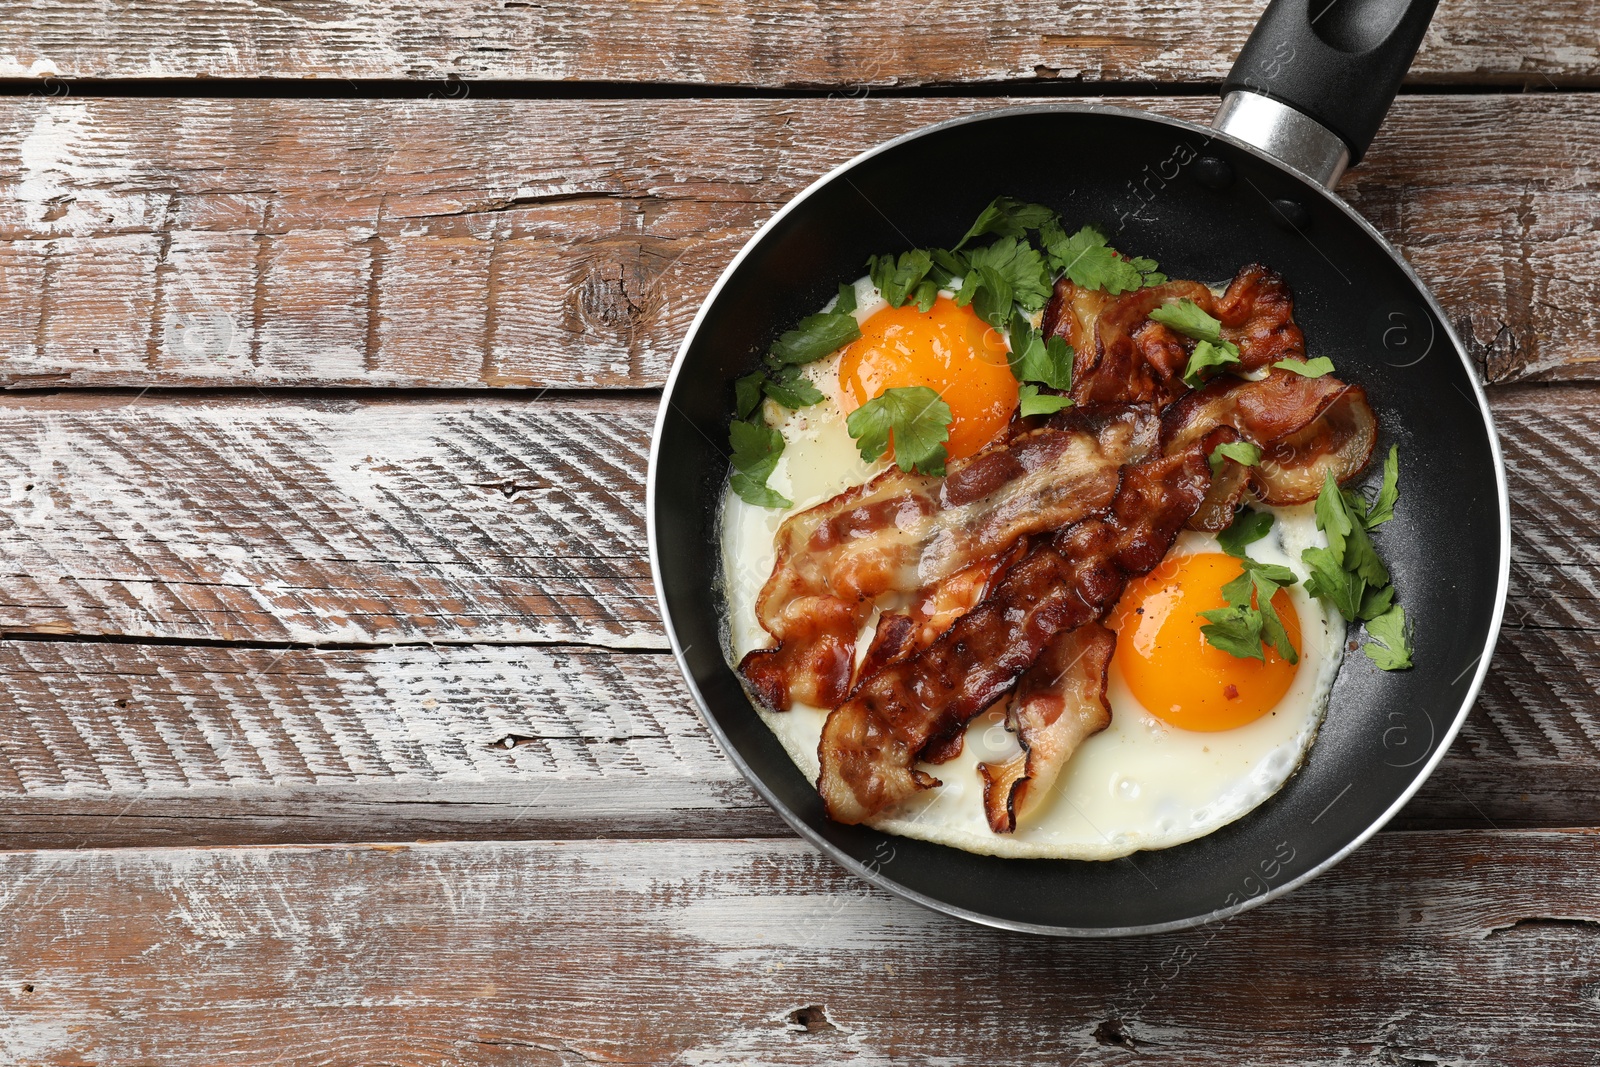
1109, 552, 1302, 732
838, 297, 1018, 461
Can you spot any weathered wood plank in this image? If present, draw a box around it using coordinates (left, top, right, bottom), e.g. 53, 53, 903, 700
0, 642, 779, 846
2, 0, 1594, 86
0, 95, 1593, 389
0, 386, 1583, 649
0, 393, 660, 648
0, 617, 1592, 849
0, 832, 1595, 1065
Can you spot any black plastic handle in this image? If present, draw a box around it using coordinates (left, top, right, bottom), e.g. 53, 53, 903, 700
1223, 0, 1439, 165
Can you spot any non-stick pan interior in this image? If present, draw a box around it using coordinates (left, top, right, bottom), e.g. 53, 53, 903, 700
651, 105, 1506, 934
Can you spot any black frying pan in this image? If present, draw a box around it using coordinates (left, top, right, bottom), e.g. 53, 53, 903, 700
648, 0, 1509, 935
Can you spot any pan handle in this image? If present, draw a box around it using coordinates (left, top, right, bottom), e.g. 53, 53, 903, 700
1215, 0, 1439, 187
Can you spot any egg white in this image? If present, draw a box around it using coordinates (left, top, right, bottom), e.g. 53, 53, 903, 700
718, 280, 1346, 860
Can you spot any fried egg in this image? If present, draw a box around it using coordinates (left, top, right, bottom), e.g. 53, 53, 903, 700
719, 278, 1345, 860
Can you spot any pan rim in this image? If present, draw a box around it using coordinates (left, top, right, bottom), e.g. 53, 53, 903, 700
646, 101, 1512, 937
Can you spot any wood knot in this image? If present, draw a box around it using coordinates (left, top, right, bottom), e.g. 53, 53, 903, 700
1094, 1019, 1138, 1049
785, 1005, 836, 1034
570, 261, 648, 338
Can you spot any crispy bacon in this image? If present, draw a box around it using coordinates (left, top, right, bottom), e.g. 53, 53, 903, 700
740, 256, 1378, 834
978, 622, 1115, 834
740, 408, 1157, 710
1215, 264, 1305, 369
1162, 369, 1379, 529
1043, 279, 1214, 408
816, 446, 1213, 825
1041, 264, 1306, 411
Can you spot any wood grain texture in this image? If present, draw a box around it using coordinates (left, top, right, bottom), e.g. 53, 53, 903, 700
0, 387, 1580, 650
0, 832, 1597, 1065
0, 385, 1588, 843
1, 0, 1595, 86
0, 393, 659, 648
0, 616, 1593, 849
0, 95, 1593, 389
0, 641, 777, 847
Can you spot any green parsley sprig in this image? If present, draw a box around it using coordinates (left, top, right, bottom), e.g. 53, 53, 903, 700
726, 284, 865, 506
845, 386, 954, 477
1300, 445, 1412, 670
1200, 509, 1300, 664
728, 419, 791, 510
1041, 221, 1166, 295
1147, 299, 1242, 387
1007, 310, 1074, 416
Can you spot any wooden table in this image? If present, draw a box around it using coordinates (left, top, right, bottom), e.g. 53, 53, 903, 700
0, 3, 1597, 1062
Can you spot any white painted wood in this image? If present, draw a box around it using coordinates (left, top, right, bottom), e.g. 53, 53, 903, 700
0, 0, 1592, 85
0, 394, 660, 647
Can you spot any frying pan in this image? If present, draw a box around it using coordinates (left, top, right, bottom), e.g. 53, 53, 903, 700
647, 0, 1509, 935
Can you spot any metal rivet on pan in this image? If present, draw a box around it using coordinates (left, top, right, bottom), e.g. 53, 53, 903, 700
1270, 198, 1312, 231
1192, 156, 1234, 191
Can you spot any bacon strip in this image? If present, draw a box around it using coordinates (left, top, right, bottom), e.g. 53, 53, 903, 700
816, 446, 1213, 825
740, 408, 1157, 710
978, 622, 1115, 834
1042, 278, 1213, 407
1040, 264, 1306, 412
1214, 264, 1306, 369
1161, 369, 1379, 529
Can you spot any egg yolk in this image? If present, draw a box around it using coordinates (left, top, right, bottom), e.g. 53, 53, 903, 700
838, 297, 1018, 461
1109, 552, 1302, 732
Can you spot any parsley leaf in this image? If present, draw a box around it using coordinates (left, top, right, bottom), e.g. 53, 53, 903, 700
1273, 356, 1336, 378
1043, 224, 1163, 295
761, 363, 825, 409
1199, 603, 1265, 662
728, 419, 791, 509
845, 386, 953, 476
1219, 508, 1274, 558
1018, 383, 1072, 417
834, 282, 858, 316
1209, 439, 1261, 477
1302, 454, 1413, 669
1362, 604, 1413, 670
1200, 562, 1299, 664
868, 250, 936, 309
1184, 340, 1243, 387
956, 197, 1059, 249
1358, 583, 1395, 622
1314, 469, 1356, 562
955, 264, 1013, 328
734, 371, 766, 420
1343, 513, 1390, 587
1008, 312, 1074, 390
1365, 445, 1400, 528
1252, 572, 1299, 663
1200, 540, 1300, 664
1302, 544, 1364, 622
1148, 298, 1224, 343
957, 237, 1054, 321
768, 283, 861, 365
